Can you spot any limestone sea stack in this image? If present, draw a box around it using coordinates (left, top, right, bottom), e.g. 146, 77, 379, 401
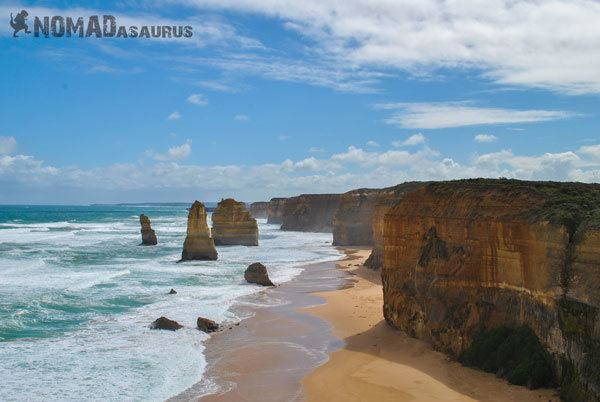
180, 201, 218, 261
249, 201, 269, 219
381, 179, 600, 400
280, 194, 341, 232
139, 214, 158, 245
267, 197, 287, 224
211, 198, 259, 246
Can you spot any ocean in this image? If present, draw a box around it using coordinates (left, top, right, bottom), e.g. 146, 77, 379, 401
0, 204, 341, 401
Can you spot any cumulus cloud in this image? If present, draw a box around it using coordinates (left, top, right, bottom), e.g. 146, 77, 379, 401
187, 94, 208, 106
0, 136, 16, 155
474, 134, 498, 143
168, 111, 182, 120
393, 133, 425, 147
377, 102, 573, 129
366, 141, 379, 148
145, 141, 192, 161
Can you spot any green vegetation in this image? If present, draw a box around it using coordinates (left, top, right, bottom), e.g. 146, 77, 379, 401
459, 326, 555, 389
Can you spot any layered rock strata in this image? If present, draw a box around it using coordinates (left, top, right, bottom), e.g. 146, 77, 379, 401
267, 198, 287, 224
211, 198, 259, 246
180, 201, 218, 261
280, 194, 341, 232
380, 179, 600, 401
249, 202, 269, 219
139, 214, 158, 245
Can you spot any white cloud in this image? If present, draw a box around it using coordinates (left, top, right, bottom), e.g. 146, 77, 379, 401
309, 147, 325, 153
474, 134, 498, 143
378, 102, 573, 129
3, 141, 600, 203
279, 135, 291, 141
393, 133, 425, 147
175, 0, 600, 94
366, 141, 379, 148
234, 114, 249, 121
0, 137, 16, 155
145, 141, 192, 161
168, 111, 182, 120
187, 94, 208, 106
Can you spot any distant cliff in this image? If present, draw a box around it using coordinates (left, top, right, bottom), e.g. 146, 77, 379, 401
267, 198, 287, 224
249, 201, 268, 219
333, 183, 424, 251
380, 179, 600, 401
280, 194, 341, 232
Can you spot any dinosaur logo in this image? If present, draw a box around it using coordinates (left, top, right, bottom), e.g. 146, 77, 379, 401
10, 10, 31, 37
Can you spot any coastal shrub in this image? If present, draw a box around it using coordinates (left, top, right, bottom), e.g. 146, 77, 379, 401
459, 326, 555, 389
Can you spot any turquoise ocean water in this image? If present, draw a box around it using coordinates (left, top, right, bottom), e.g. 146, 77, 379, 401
0, 204, 340, 401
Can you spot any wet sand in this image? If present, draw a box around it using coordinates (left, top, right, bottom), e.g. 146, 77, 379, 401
175, 247, 560, 402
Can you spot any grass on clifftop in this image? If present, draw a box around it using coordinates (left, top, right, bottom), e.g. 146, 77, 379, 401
459, 326, 555, 389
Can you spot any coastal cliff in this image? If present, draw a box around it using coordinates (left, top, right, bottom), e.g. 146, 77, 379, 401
333, 182, 424, 251
280, 194, 341, 233
249, 202, 268, 219
380, 179, 600, 401
211, 198, 259, 246
267, 198, 287, 224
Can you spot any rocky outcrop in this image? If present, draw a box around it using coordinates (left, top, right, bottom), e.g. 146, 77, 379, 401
180, 201, 218, 261
197, 317, 219, 333
139, 214, 158, 245
244, 262, 275, 286
211, 198, 259, 246
249, 202, 269, 219
380, 179, 600, 401
280, 194, 341, 232
150, 316, 182, 331
168, 288, 177, 295
267, 198, 287, 224
333, 182, 424, 249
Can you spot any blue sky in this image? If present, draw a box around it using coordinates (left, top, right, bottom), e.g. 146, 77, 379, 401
1, 0, 599, 203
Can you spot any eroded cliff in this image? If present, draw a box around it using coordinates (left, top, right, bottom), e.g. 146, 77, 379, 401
280, 194, 341, 233
381, 179, 600, 401
249, 201, 268, 219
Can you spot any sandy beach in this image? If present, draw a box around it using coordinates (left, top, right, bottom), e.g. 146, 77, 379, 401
302, 248, 560, 402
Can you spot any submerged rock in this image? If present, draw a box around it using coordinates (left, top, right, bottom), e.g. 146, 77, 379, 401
244, 262, 275, 286
139, 214, 158, 245
168, 288, 177, 295
211, 198, 259, 246
197, 317, 219, 333
150, 316, 182, 331
180, 201, 218, 261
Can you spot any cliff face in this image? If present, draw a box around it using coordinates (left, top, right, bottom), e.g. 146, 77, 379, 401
249, 202, 268, 219
280, 194, 341, 233
180, 201, 218, 261
211, 198, 259, 246
267, 198, 287, 224
380, 180, 600, 401
333, 183, 424, 251
139, 214, 157, 245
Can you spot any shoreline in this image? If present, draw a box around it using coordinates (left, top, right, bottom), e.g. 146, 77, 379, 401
175, 246, 560, 402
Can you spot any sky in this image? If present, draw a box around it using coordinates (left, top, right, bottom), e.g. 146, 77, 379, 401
0, 0, 599, 204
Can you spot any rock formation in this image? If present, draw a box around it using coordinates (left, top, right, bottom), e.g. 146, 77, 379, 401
211, 198, 259, 246
139, 214, 158, 245
249, 201, 269, 219
168, 288, 177, 295
180, 201, 218, 261
380, 179, 600, 401
333, 182, 424, 249
197, 317, 219, 333
244, 262, 275, 286
267, 197, 287, 224
150, 316, 182, 331
280, 194, 341, 232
